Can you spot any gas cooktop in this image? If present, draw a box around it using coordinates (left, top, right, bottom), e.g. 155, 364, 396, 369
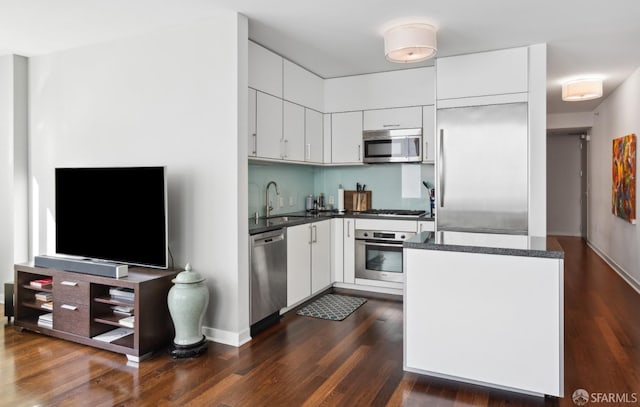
360, 209, 427, 218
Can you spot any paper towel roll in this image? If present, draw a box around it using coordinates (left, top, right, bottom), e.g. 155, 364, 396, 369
338, 184, 344, 213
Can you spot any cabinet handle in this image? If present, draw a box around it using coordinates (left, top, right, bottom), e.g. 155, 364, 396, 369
61, 281, 78, 286
347, 221, 351, 238
419, 223, 423, 232
312, 225, 318, 243
309, 225, 313, 244
424, 141, 428, 160
439, 129, 445, 207
284, 139, 289, 158
357, 145, 361, 161
252, 133, 257, 155
306, 143, 311, 160
382, 124, 401, 128
61, 304, 78, 311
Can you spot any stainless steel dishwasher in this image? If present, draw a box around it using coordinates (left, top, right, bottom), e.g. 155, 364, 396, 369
250, 228, 287, 327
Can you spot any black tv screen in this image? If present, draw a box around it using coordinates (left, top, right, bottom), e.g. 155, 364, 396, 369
55, 166, 168, 268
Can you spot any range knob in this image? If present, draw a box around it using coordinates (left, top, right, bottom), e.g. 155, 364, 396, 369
363, 232, 369, 237
401, 234, 406, 239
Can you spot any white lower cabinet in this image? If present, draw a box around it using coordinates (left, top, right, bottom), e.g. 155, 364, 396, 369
331, 218, 344, 283
287, 220, 332, 307
343, 218, 355, 284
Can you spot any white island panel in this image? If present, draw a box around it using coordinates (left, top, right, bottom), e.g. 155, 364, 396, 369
404, 248, 563, 397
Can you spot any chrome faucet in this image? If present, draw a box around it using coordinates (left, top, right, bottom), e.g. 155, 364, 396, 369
265, 181, 280, 218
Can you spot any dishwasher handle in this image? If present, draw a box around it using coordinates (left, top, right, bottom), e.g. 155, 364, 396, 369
252, 229, 285, 246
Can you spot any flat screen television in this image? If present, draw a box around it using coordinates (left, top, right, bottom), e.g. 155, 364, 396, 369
55, 166, 168, 269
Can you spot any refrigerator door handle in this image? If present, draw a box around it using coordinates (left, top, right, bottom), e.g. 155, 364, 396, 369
439, 129, 445, 207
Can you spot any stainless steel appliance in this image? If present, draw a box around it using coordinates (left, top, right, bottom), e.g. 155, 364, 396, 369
437, 103, 528, 234
363, 128, 422, 163
250, 228, 287, 326
355, 229, 416, 282
360, 209, 426, 218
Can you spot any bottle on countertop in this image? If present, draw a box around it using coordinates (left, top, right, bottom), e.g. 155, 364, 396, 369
338, 184, 344, 213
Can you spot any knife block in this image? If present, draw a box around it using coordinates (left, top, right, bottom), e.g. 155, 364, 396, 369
344, 190, 372, 212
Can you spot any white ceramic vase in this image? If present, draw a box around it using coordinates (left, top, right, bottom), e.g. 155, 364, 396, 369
167, 263, 209, 346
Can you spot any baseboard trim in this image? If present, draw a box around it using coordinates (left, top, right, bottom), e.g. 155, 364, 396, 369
202, 326, 251, 347
587, 240, 640, 295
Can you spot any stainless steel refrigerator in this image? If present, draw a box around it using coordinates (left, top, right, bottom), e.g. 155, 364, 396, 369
436, 102, 528, 234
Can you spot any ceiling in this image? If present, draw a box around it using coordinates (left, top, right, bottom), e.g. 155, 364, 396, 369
1, 0, 639, 115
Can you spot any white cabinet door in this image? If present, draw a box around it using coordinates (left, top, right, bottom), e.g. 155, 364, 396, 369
422, 105, 435, 163
363, 106, 422, 131
311, 220, 331, 294
283, 60, 324, 112
436, 47, 528, 100
343, 218, 355, 284
283, 101, 305, 162
331, 111, 363, 164
249, 41, 283, 98
331, 218, 344, 283
287, 224, 311, 307
248, 88, 257, 157
256, 92, 283, 160
305, 109, 323, 163
323, 114, 332, 164
418, 220, 435, 233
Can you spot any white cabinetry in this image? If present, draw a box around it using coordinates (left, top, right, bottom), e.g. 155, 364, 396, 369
248, 88, 257, 157
249, 41, 283, 97
286, 220, 332, 307
331, 218, 344, 283
256, 92, 283, 160
436, 47, 528, 101
305, 109, 324, 163
331, 111, 363, 164
422, 105, 435, 163
343, 219, 355, 284
363, 107, 422, 131
323, 114, 332, 164
283, 101, 305, 161
284, 60, 323, 112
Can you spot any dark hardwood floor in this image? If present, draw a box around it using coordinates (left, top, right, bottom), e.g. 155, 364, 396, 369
2, 237, 639, 406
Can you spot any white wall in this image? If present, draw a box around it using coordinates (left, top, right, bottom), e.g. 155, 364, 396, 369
0, 55, 28, 303
547, 134, 583, 236
29, 15, 251, 344
589, 65, 640, 290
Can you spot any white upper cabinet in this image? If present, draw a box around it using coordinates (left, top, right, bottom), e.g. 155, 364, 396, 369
283, 60, 324, 112
323, 114, 332, 164
324, 67, 435, 112
283, 101, 305, 161
436, 47, 528, 101
256, 92, 283, 160
331, 111, 363, 164
248, 88, 257, 157
249, 41, 283, 98
422, 105, 435, 163
305, 109, 323, 163
363, 106, 423, 131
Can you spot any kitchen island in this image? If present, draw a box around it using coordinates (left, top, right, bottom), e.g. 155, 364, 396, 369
403, 231, 564, 397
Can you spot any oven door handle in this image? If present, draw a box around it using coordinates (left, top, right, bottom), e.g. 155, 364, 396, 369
356, 239, 405, 248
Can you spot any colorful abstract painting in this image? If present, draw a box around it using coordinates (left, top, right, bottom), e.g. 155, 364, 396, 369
612, 134, 636, 224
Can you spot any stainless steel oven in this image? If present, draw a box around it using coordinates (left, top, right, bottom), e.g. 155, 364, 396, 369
355, 229, 416, 283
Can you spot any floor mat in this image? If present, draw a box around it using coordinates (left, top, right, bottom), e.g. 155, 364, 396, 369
296, 294, 367, 321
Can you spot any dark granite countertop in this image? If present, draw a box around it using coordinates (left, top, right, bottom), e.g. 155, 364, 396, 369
249, 211, 435, 235
404, 231, 564, 259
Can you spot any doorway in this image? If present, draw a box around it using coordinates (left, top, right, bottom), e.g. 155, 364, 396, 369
547, 131, 588, 237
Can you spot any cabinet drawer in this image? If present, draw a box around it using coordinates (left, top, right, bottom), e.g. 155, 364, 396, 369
54, 302, 90, 336
53, 275, 90, 305
363, 107, 422, 131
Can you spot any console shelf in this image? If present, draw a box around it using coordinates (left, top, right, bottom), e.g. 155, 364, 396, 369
14, 263, 177, 362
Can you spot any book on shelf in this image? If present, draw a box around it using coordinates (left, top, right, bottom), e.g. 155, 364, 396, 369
37, 312, 53, 328
118, 315, 135, 328
41, 301, 53, 310
109, 287, 135, 301
30, 278, 53, 289
111, 305, 134, 316
92, 327, 134, 343
35, 292, 53, 302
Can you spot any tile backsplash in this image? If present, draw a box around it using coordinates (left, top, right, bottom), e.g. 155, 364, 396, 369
248, 162, 435, 218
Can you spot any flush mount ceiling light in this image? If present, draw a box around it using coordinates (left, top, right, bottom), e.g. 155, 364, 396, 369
384, 23, 437, 63
562, 78, 603, 101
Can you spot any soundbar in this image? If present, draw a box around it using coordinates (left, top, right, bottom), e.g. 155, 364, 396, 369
34, 255, 128, 278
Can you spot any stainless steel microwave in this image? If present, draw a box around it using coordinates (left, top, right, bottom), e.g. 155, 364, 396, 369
362, 128, 422, 163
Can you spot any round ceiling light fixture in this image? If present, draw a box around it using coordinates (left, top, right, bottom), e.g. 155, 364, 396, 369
562, 78, 603, 101
384, 23, 437, 63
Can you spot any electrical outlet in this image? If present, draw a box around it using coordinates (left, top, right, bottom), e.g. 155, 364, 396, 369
289, 196, 294, 206
278, 196, 284, 208
328, 195, 335, 205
